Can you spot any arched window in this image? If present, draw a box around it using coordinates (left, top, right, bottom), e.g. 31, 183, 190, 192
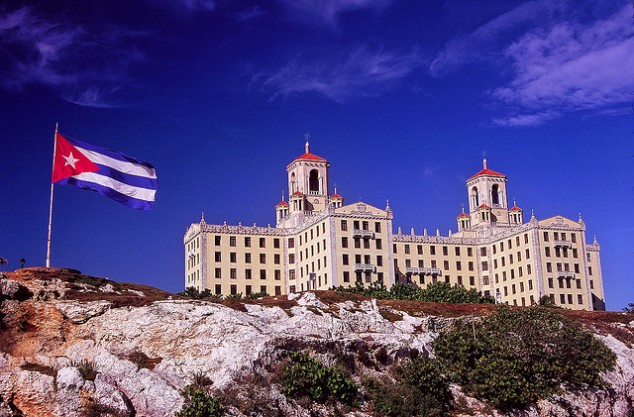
290, 172, 296, 193
471, 187, 479, 208
309, 169, 319, 193
491, 184, 500, 205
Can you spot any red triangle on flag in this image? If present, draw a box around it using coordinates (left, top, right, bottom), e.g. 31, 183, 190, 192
52, 133, 100, 182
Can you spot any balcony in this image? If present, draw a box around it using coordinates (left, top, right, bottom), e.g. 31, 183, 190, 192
352, 229, 375, 239
354, 263, 376, 273
557, 271, 575, 279
553, 240, 573, 248
405, 267, 441, 275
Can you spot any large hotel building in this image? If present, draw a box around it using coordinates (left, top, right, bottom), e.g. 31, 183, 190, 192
184, 142, 605, 311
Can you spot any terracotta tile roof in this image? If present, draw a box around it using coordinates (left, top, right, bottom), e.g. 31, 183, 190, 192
468, 168, 505, 181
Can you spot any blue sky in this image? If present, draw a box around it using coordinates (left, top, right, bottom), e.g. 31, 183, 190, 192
0, 0, 632, 310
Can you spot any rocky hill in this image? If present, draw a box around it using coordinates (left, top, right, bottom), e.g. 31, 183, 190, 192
0, 268, 632, 417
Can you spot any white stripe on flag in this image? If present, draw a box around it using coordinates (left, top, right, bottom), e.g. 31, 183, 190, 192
73, 171, 157, 202
75, 146, 157, 179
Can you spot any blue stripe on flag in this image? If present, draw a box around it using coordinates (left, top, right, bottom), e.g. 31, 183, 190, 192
58, 177, 154, 211
64, 136, 155, 169
93, 164, 158, 190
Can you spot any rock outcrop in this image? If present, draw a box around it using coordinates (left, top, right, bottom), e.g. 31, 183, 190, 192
0, 268, 632, 417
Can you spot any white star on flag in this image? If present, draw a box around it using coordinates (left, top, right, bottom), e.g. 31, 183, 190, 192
63, 152, 80, 169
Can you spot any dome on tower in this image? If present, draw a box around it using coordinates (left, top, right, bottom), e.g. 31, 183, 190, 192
292, 140, 327, 163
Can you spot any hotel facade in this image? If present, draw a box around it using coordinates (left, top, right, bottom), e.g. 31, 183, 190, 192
184, 142, 605, 311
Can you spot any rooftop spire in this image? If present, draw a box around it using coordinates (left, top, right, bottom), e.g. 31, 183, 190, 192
483, 158, 488, 169
304, 132, 311, 154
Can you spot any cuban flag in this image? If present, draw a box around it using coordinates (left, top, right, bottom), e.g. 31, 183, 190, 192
52, 133, 157, 211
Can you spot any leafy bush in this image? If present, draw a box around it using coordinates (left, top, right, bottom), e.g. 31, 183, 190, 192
623, 303, 634, 314
364, 356, 451, 417
282, 351, 357, 405
245, 291, 268, 300
334, 281, 493, 304
177, 287, 217, 299
434, 306, 616, 411
176, 385, 224, 417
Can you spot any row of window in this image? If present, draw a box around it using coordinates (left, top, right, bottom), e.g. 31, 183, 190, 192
215, 235, 282, 249
212, 283, 282, 296
214, 252, 281, 264
492, 250, 531, 268
187, 253, 200, 269
493, 265, 532, 282
544, 246, 578, 258
343, 254, 383, 266
396, 244, 474, 257
341, 220, 382, 233
342, 237, 382, 250
548, 277, 584, 289
342, 271, 384, 283
543, 231, 577, 243
545, 262, 581, 274
298, 222, 327, 245
214, 268, 281, 280
499, 280, 534, 296
186, 238, 200, 252
545, 293, 584, 305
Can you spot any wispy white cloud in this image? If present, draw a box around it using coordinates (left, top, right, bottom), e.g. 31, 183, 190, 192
258, 47, 423, 102
276, 0, 393, 27
490, 5, 634, 124
430, 1, 634, 126
0, 6, 145, 108
236, 5, 265, 22
491, 111, 560, 127
429, 0, 565, 77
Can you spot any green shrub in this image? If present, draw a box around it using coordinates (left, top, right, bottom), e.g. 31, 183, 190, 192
623, 303, 634, 314
434, 305, 616, 411
282, 351, 357, 405
363, 356, 451, 417
176, 385, 224, 417
333, 281, 493, 304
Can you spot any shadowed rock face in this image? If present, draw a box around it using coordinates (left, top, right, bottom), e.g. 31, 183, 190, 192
0, 268, 632, 417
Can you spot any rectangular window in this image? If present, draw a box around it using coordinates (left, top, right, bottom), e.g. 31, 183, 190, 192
343, 271, 350, 282
259, 238, 266, 248
548, 278, 554, 288
260, 254, 266, 264
230, 268, 237, 279
547, 262, 552, 272
468, 261, 474, 271
274, 254, 280, 264
455, 247, 461, 256
245, 285, 252, 295
354, 239, 361, 249
215, 235, 221, 245
230, 284, 237, 295
417, 245, 423, 255
376, 239, 382, 250
354, 221, 360, 229
343, 254, 349, 265
568, 294, 573, 305
230, 236, 236, 247
341, 220, 348, 231
377, 256, 383, 266
260, 285, 267, 294
443, 246, 448, 256
430, 246, 436, 255
245, 269, 252, 280
480, 247, 487, 256
574, 263, 580, 273
245, 237, 251, 247
529, 280, 533, 290
543, 232, 549, 242
275, 286, 282, 296
260, 270, 266, 280
342, 237, 348, 248
589, 266, 593, 276
469, 276, 475, 286
571, 234, 577, 243
405, 245, 410, 254
375, 222, 381, 233
245, 253, 251, 263
362, 221, 369, 231
483, 276, 489, 285
215, 252, 221, 262
457, 276, 463, 285
467, 247, 473, 257
363, 239, 370, 249
230, 252, 236, 263
215, 268, 221, 278
482, 261, 488, 271
500, 242, 504, 252
524, 234, 529, 244
215, 284, 222, 295
288, 238, 294, 248
443, 260, 450, 270
289, 254, 295, 264
289, 269, 295, 280
274, 238, 280, 248
578, 294, 583, 304
456, 261, 462, 271
516, 236, 520, 247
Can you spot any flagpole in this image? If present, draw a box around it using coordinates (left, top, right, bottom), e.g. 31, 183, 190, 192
46, 122, 59, 268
